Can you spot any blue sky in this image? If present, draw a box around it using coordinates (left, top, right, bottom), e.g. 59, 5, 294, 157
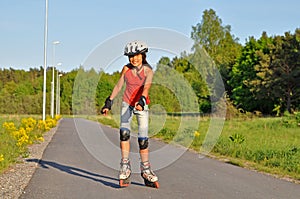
0, 0, 299, 72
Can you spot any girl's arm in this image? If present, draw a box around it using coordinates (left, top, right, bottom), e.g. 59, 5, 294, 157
109, 65, 128, 100
101, 65, 128, 115
135, 66, 153, 111
141, 66, 153, 98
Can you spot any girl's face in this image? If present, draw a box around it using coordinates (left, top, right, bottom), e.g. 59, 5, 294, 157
129, 53, 143, 67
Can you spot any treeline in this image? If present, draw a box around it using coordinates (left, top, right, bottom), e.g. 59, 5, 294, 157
0, 67, 77, 114
0, 9, 299, 115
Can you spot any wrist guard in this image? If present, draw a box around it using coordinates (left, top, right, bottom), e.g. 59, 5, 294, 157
101, 97, 113, 114
137, 96, 147, 111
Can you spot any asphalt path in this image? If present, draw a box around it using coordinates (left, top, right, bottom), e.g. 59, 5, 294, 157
20, 118, 300, 199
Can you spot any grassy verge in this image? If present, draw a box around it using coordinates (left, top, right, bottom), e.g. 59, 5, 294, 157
0, 115, 60, 173
202, 117, 299, 181
96, 114, 300, 182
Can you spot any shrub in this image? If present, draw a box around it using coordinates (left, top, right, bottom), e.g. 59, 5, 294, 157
156, 128, 176, 142
2, 122, 17, 132
281, 111, 298, 128
0, 116, 59, 173
229, 133, 245, 144
295, 112, 300, 124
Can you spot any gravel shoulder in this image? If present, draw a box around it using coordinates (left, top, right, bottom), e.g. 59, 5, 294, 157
0, 122, 58, 199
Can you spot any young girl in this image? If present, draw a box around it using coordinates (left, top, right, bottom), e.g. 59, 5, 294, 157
101, 40, 159, 188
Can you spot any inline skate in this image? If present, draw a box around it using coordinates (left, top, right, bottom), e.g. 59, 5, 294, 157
140, 161, 159, 188
119, 158, 131, 187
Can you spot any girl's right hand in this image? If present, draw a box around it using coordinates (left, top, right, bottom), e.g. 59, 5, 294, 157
101, 108, 109, 116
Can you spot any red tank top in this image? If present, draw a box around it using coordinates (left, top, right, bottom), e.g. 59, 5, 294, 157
123, 66, 150, 106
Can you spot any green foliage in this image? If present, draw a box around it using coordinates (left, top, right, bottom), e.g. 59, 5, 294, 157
153, 62, 199, 113
59, 69, 77, 114
295, 112, 300, 124
191, 8, 242, 96
229, 133, 245, 144
281, 111, 300, 128
96, 71, 119, 112
155, 128, 176, 142
191, 8, 241, 67
229, 34, 275, 113
72, 67, 99, 115
270, 30, 300, 113
150, 84, 180, 112
229, 29, 300, 114
98, 116, 118, 129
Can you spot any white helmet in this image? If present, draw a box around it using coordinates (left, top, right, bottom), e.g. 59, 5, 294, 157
124, 40, 148, 56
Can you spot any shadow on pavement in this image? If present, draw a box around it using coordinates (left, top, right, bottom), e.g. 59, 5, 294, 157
26, 158, 144, 189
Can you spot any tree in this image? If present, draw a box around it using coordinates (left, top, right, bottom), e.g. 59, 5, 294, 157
191, 8, 242, 95
229, 33, 276, 113
229, 29, 300, 114
72, 67, 99, 115
270, 29, 300, 113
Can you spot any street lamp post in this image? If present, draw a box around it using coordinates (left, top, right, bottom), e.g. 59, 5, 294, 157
57, 74, 63, 115
42, 0, 49, 121
55, 63, 62, 115
51, 41, 60, 118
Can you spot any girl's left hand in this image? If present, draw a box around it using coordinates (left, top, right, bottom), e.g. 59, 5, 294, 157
135, 102, 143, 111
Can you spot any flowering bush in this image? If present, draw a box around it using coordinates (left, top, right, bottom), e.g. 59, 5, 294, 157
12, 127, 31, 147
45, 116, 57, 128
21, 117, 37, 132
2, 122, 16, 132
1, 115, 60, 172
37, 117, 58, 131
37, 120, 50, 131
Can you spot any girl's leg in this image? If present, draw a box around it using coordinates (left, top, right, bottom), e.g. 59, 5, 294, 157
139, 147, 149, 163
120, 102, 133, 159
120, 140, 130, 159
135, 107, 149, 162
135, 107, 159, 188
119, 102, 133, 186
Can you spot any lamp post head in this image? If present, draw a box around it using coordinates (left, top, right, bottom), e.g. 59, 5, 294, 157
53, 41, 60, 45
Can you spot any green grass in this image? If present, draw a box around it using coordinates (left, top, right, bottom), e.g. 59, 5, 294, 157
211, 118, 300, 181
97, 114, 300, 182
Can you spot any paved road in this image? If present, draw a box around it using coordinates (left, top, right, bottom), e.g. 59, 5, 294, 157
20, 118, 300, 199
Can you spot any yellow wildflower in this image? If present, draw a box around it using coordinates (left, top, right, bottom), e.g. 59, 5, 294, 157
55, 115, 62, 120
2, 122, 16, 132
37, 136, 45, 142
13, 128, 30, 147
0, 154, 4, 162
194, 131, 200, 137
21, 117, 37, 132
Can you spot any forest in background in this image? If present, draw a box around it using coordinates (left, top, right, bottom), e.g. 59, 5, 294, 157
0, 9, 299, 116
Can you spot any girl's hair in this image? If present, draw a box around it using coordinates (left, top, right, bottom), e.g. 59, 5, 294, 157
141, 53, 149, 65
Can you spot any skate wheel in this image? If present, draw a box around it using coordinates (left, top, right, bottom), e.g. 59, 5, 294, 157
119, 179, 130, 187
144, 180, 160, 189
154, 181, 160, 189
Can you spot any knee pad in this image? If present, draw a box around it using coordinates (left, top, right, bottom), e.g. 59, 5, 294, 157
120, 128, 130, 141
138, 137, 149, 150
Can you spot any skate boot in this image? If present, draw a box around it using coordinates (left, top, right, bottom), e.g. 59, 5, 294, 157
140, 161, 159, 188
119, 158, 131, 187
